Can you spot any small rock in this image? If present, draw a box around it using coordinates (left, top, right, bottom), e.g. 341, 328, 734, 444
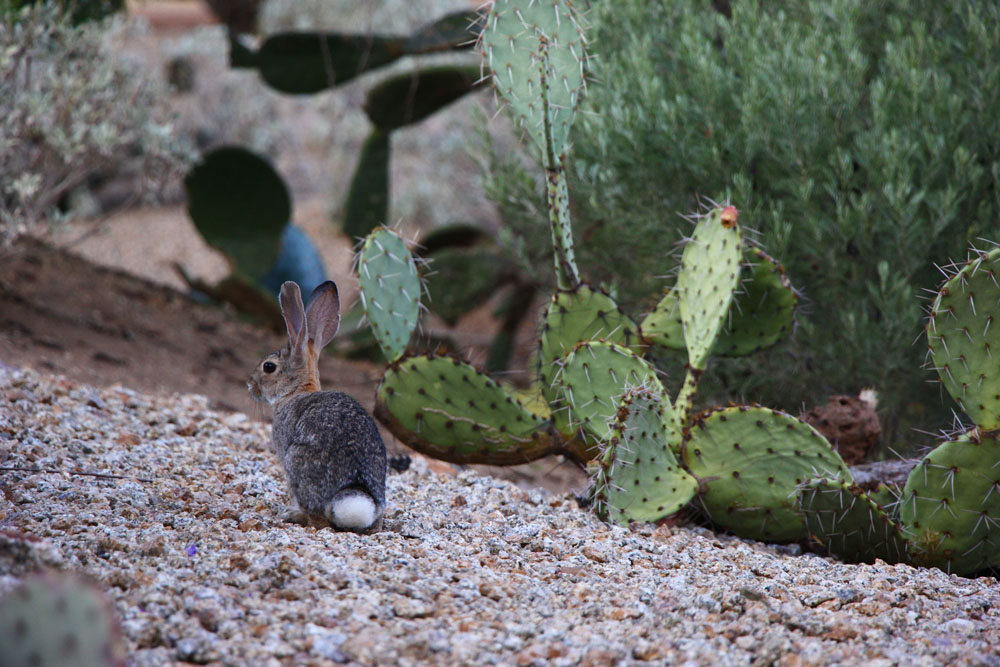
393, 599, 434, 619
943, 618, 976, 635
583, 544, 608, 563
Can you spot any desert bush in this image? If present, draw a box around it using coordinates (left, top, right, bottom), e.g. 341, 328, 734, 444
483, 0, 1000, 445
0, 2, 193, 242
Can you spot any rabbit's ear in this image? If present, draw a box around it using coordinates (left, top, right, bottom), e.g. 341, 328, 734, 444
305, 281, 341, 350
279, 281, 308, 354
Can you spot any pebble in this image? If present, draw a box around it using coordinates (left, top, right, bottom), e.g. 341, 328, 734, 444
1, 366, 998, 664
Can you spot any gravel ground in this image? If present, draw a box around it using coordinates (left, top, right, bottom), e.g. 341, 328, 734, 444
1, 364, 998, 666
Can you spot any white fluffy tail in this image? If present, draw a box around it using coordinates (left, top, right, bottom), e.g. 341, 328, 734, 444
326, 490, 380, 532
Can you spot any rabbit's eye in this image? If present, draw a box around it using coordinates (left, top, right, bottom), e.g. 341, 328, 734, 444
262, 361, 277, 373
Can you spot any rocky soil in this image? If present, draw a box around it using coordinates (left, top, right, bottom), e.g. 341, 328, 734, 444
1, 365, 998, 665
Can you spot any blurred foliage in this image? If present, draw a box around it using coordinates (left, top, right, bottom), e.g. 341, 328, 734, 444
0, 1, 193, 242
222, 6, 482, 240
482, 0, 1000, 446
2, 0, 123, 25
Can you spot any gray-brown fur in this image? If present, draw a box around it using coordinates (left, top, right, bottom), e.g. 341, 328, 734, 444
247, 280, 387, 532
271, 390, 386, 519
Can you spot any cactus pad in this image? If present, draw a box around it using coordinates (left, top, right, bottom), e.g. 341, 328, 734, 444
899, 432, 1000, 575
374, 355, 561, 465
683, 405, 852, 542
676, 206, 744, 369
481, 0, 587, 164
640, 289, 683, 349
356, 227, 422, 362
364, 65, 483, 133
593, 386, 697, 525
538, 286, 641, 433
552, 340, 671, 443
343, 130, 390, 240
184, 146, 290, 280
927, 246, 1000, 430
0, 573, 124, 667
715, 247, 798, 356
797, 477, 910, 565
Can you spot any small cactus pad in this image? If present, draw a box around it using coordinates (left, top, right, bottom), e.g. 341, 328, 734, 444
715, 247, 798, 356
375, 355, 559, 465
797, 477, 910, 565
639, 289, 683, 349
343, 129, 390, 240
683, 405, 852, 542
184, 145, 290, 279
0, 573, 124, 667
593, 386, 697, 525
927, 246, 1000, 430
356, 227, 422, 362
552, 341, 671, 443
363, 65, 483, 133
676, 206, 744, 370
538, 286, 640, 433
481, 0, 587, 164
899, 432, 1000, 575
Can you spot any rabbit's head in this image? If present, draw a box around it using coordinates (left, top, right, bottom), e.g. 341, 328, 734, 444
248, 280, 341, 406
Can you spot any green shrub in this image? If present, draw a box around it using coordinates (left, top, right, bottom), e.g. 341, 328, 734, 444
484, 0, 1000, 446
0, 2, 192, 241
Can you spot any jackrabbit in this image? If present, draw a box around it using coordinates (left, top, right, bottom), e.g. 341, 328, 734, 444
248, 280, 386, 532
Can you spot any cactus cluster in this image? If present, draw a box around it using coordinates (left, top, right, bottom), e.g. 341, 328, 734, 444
182, 8, 487, 325
348, 0, 1000, 579
797, 246, 1000, 575
356, 0, 842, 542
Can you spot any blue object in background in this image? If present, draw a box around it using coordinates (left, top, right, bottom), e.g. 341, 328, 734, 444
261, 224, 328, 298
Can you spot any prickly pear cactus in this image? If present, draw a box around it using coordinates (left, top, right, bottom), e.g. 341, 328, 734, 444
593, 386, 697, 525
374, 355, 569, 464
0, 573, 124, 667
553, 340, 671, 442
675, 206, 743, 371
356, 227, 422, 362
480, 0, 587, 166
714, 247, 798, 356
538, 286, 641, 434
927, 246, 1000, 430
683, 405, 852, 542
797, 477, 911, 565
899, 432, 1000, 575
